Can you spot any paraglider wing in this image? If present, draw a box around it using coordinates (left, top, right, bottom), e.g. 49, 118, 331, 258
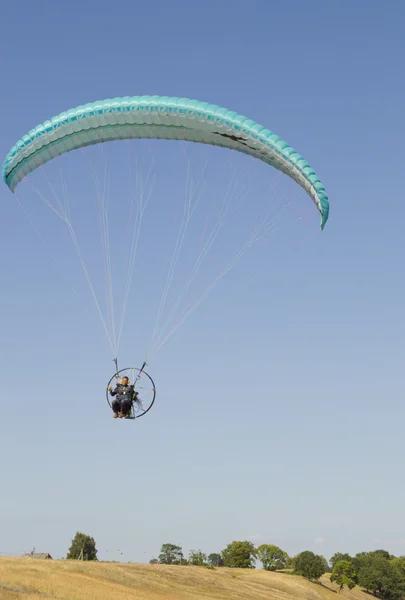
2, 96, 329, 229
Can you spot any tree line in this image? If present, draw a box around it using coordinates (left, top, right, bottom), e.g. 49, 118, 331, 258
65, 533, 405, 600
150, 543, 405, 599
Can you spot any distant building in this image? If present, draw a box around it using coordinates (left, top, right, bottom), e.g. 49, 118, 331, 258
22, 552, 53, 560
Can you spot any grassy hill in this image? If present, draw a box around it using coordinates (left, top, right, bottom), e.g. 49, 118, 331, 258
0, 557, 368, 600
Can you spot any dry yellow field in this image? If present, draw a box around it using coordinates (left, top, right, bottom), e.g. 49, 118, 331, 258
0, 558, 368, 600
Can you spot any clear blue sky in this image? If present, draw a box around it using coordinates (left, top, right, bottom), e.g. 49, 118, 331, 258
1, 0, 404, 564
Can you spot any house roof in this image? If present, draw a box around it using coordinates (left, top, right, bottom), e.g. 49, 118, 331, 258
22, 552, 52, 559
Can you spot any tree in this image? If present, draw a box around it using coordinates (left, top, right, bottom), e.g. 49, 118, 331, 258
320, 555, 332, 573
354, 550, 394, 573
256, 544, 289, 571
188, 550, 208, 566
373, 550, 394, 561
66, 531, 98, 561
294, 551, 327, 581
221, 541, 256, 569
391, 557, 405, 577
357, 556, 405, 599
208, 553, 224, 567
330, 560, 357, 592
149, 558, 159, 564
330, 553, 353, 570
158, 543, 184, 565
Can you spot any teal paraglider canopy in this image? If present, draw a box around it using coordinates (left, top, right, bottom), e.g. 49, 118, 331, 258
2, 95, 329, 229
